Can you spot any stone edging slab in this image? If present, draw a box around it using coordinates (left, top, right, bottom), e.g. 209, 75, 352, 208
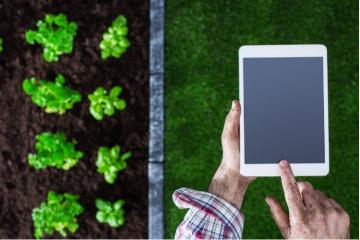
149, 0, 164, 239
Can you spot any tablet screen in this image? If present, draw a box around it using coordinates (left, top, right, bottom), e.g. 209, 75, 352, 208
243, 57, 325, 164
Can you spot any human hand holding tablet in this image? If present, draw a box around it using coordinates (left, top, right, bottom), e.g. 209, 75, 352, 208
239, 45, 329, 176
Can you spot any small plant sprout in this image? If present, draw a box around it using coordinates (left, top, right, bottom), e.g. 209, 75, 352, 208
88, 86, 126, 120
0, 37, 3, 52
23, 74, 82, 114
32, 191, 84, 239
28, 132, 84, 170
100, 15, 130, 59
25, 13, 77, 62
95, 198, 125, 228
96, 145, 131, 184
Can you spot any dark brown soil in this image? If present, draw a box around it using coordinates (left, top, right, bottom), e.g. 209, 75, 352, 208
0, 0, 149, 238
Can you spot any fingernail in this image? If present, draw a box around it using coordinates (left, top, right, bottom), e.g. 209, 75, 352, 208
265, 197, 271, 205
231, 100, 236, 110
279, 160, 288, 167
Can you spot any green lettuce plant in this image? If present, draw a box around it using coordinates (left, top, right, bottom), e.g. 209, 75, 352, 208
88, 86, 126, 120
100, 15, 130, 59
32, 191, 84, 239
25, 13, 77, 62
28, 132, 84, 170
96, 145, 131, 184
23, 74, 82, 114
95, 198, 125, 228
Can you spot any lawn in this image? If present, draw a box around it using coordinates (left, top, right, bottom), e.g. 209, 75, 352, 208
164, 0, 359, 238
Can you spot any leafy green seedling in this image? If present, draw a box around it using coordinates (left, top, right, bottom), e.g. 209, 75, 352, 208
96, 145, 131, 184
95, 198, 125, 228
88, 86, 126, 120
0, 37, 3, 52
25, 13, 77, 62
28, 132, 84, 170
100, 15, 130, 59
32, 191, 84, 239
23, 74, 82, 114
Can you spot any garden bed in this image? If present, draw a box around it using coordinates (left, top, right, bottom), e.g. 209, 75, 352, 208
0, 0, 149, 238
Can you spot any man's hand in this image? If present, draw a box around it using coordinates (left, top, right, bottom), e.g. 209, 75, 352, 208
208, 100, 255, 209
266, 160, 350, 239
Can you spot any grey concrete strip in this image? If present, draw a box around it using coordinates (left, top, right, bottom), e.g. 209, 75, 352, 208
148, 162, 164, 239
150, 0, 164, 74
149, 73, 164, 163
149, 0, 164, 238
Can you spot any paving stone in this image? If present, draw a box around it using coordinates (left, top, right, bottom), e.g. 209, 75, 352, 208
150, 0, 164, 74
149, 73, 164, 163
148, 162, 164, 239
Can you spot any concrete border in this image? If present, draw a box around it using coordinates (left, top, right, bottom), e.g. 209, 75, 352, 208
149, 0, 164, 239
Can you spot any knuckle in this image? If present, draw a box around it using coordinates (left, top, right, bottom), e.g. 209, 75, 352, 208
327, 208, 338, 218
286, 192, 297, 201
287, 185, 300, 199
301, 187, 311, 196
315, 190, 326, 199
317, 212, 327, 223
342, 211, 350, 225
299, 181, 313, 189
315, 190, 321, 195
303, 181, 313, 189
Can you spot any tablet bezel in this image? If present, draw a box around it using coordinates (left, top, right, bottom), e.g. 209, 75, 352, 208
239, 44, 329, 176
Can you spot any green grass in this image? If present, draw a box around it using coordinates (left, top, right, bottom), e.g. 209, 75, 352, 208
164, 0, 359, 238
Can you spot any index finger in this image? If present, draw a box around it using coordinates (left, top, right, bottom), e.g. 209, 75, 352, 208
278, 160, 304, 221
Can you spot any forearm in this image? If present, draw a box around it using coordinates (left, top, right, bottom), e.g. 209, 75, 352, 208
208, 163, 251, 209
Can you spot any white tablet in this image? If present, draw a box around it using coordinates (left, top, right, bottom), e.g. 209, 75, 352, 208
239, 45, 329, 176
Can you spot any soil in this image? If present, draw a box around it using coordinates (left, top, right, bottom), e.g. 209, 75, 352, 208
0, 0, 149, 238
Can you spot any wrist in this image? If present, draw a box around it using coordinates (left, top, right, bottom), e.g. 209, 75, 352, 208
219, 162, 254, 187
208, 164, 251, 209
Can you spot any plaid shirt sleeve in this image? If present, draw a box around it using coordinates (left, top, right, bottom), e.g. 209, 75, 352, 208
173, 187, 244, 239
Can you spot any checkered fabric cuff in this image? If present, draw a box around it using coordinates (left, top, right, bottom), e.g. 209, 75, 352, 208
173, 187, 244, 239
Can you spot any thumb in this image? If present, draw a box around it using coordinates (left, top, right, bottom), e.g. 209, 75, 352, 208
222, 100, 240, 139
265, 197, 290, 239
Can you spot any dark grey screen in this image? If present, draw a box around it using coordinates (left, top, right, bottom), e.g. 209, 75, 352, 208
243, 57, 325, 164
